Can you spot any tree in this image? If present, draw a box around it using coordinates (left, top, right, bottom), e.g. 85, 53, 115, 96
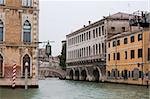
59, 43, 66, 70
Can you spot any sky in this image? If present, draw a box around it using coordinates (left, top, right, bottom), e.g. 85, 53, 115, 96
39, 0, 150, 56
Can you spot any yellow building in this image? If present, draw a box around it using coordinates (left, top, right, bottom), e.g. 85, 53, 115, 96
106, 28, 150, 85
0, 0, 39, 87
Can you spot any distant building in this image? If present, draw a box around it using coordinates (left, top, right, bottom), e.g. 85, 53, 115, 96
106, 28, 150, 85
49, 56, 60, 69
0, 0, 39, 87
66, 12, 132, 81
38, 48, 60, 68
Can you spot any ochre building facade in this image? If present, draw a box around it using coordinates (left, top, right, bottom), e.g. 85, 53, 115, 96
106, 28, 150, 85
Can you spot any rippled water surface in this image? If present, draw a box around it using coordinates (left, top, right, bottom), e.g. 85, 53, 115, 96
0, 79, 149, 99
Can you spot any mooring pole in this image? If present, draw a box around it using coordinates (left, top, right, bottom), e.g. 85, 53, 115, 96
12, 63, 16, 89
25, 62, 28, 90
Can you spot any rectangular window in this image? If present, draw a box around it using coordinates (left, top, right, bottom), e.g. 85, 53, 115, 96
79, 35, 81, 42
93, 29, 95, 38
124, 38, 128, 44
102, 26, 104, 35
117, 52, 120, 60
89, 46, 91, 56
139, 71, 142, 78
89, 31, 91, 40
82, 34, 84, 41
132, 71, 134, 78
148, 48, 150, 61
84, 33, 86, 41
131, 50, 135, 59
117, 40, 120, 46
0, 0, 4, 4
138, 34, 142, 41
125, 51, 127, 59
128, 71, 130, 78
108, 42, 110, 48
22, 0, 32, 7
138, 49, 143, 58
86, 32, 88, 40
113, 53, 116, 60
130, 35, 134, 43
99, 43, 101, 54
0, 27, 3, 42
108, 54, 110, 61
96, 28, 98, 37
99, 27, 101, 36
118, 71, 120, 77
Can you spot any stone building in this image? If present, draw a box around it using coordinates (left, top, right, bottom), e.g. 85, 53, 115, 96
0, 0, 39, 87
106, 11, 150, 85
66, 12, 131, 81
106, 28, 150, 85
38, 48, 60, 68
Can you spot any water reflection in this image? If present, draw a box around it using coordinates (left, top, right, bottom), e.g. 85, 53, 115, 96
0, 79, 149, 99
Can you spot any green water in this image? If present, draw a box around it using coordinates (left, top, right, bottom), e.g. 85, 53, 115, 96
0, 78, 149, 99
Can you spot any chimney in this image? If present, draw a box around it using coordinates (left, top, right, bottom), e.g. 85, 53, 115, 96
88, 21, 91, 24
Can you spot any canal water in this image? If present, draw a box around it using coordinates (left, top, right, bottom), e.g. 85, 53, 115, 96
0, 78, 149, 99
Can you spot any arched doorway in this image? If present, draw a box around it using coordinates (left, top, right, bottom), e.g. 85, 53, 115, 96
0, 54, 3, 77
69, 69, 73, 80
81, 70, 87, 81
75, 70, 79, 80
124, 70, 128, 79
93, 68, 100, 82
23, 54, 31, 77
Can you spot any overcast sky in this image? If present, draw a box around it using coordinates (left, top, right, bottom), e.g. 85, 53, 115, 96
39, 0, 149, 56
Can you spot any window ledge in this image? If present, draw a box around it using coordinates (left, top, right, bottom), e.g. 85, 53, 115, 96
0, 4, 5, 6
22, 6, 33, 8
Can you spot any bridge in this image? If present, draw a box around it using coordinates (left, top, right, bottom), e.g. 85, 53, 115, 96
38, 67, 67, 80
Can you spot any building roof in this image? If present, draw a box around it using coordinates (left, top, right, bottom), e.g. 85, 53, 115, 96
107, 28, 150, 41
66, 12, 130, 38
106, 12, 130, 19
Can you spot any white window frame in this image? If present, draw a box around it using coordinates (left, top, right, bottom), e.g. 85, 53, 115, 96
22, 0, 32, 7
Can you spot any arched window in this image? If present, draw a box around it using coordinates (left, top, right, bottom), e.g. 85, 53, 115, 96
0, 20, 4, 42
0, 54, 3, 77
23, 54, 31, 77
23, 20, 31, 43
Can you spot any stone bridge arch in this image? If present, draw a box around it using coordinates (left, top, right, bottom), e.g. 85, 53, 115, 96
66, 65, 105, 82
39, 67, 66, 80
92, 66, 102, 81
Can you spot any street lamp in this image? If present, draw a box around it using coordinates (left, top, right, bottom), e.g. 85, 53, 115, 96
45, 41, 52, 58
25, 62, 28, 90
45, 41, 52, 67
